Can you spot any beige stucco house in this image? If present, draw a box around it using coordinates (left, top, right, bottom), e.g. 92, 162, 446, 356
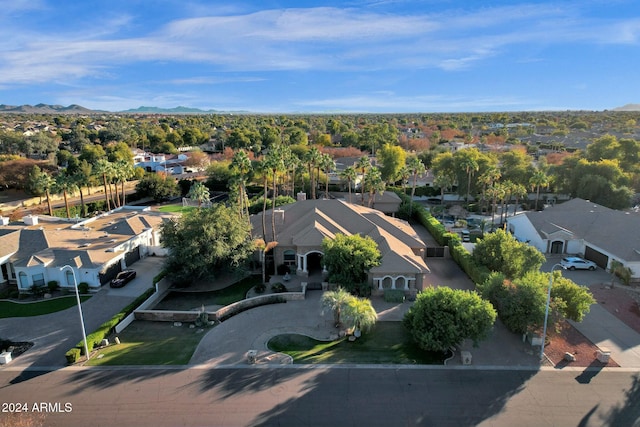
252, 199, 430, 295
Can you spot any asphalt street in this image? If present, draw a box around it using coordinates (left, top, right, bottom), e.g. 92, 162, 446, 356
0, 366, 637, 427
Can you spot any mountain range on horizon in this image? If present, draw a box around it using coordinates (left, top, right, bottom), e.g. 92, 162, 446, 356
0, 103, 248, 114
1, 103, 640, 114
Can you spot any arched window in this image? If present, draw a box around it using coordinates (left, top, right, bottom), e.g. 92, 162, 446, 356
18, 271, 28, 287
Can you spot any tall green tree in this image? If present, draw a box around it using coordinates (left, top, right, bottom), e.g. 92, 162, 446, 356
403, 287, 497, 352
378, 143, 406, 184
160, 204, 255, 285
322, 233, 381, 296
472, 229, 545, 279
135, 173, 179, 202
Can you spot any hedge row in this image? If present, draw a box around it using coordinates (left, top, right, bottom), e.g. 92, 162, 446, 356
393, 190, 490, 287
65, 287, 156, 364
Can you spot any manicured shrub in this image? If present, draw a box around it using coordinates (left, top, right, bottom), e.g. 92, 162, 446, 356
77, 282, 89, 294
254, 283, 266, 294
47, 281, 59, 292
271, 282, 287, 293
65, 347, 81, 364
384, 289, 405, 303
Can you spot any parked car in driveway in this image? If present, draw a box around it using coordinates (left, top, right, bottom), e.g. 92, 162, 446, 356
561, 257, 597, 271
110, 269, 137, 287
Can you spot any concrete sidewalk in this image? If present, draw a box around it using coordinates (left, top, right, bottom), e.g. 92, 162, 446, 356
570, 304, 640, 368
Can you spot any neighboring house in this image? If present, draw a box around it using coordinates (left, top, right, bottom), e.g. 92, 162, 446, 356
133, 151, 189, 174
506, 198, 640, 281
0, 207, 172, 292
252, 199, 430, 295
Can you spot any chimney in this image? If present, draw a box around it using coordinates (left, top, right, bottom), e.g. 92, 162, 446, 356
296, 192, 307, 201
274, 209, 285, 225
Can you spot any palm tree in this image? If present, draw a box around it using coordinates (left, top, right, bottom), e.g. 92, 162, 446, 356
407, 156, 426, 215
478, 166, 501, 213
319, 153, 335, 199
94, 159, 113, 211
117, 160, 135, 207
266, 145, 285, 244
256, 159, 270, 243
304, 147, 321, 199
364, 166, 385, 208
459, 156, 479, 206
340, 165, 357, 203
356, 156, 371, 205
72, 160, 93, 218
343, 296, 378, 337
34, 170, 55, 216
230, 149, 252, 219
529, 169, 550, 211
433, 173, 454, 207
321, 287, 354, 327
187, 181, 210, 208
54, 172, 78, 219
510, 183, 528, 217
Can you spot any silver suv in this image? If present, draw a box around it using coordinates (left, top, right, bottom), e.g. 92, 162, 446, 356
561, 257, 597, 271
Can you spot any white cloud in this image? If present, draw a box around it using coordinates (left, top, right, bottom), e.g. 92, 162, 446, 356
0, 3, 639, 87
296, 93, 531, 112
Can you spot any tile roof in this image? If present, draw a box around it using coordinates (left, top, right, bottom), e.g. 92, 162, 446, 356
521, 198, 640, 261
252, 199, 429, 275
0, 209, 171, 269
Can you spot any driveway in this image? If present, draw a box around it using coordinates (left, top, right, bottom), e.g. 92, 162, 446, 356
0, 256, 165, 368
190, 257, 541, 368
543, 255, 640, 368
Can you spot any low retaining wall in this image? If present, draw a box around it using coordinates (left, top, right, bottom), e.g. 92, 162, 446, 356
135, 310, 201, 322
115, 278, 172, 333
129, 289, 306, 325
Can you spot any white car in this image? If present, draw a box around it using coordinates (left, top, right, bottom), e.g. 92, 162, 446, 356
561, 257, 597, 271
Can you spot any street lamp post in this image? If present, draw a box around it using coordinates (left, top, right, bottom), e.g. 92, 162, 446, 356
540, 263, 563, 362
60, 265, 90, 361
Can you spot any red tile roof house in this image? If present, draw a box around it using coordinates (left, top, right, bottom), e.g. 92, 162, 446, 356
0, 207, 172, 292
506, 198, 640, 283
252, 199, 430, 296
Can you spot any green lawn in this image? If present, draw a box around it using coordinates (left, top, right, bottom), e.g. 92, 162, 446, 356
153, 275, 262, 310
268, 322, 446, 365
157, 204, 195, 213
0, 295, 92, 318
87, 320, 206, 366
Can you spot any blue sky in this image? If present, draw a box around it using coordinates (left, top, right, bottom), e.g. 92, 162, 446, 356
1, 0, 639, 113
